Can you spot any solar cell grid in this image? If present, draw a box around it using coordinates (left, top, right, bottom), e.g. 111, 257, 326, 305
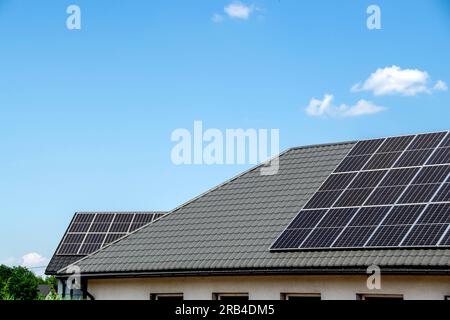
427, 147, 450, 165
104, 233, 127, 244
133, 214, 155, 223
407, 132, 447, 150
93, 214, 114, 223
332, 226, 376, 248
349, 170, 387, 189
288, 210, 327, 229
333, 188, 373, 207
63, 233, 85, 244
113, 214, 134, 223
349, 206, 390, 226
417, 204, 450, 224
394, 149, 434, 168
109, 223, 131, 233
304, 190, 343, 209
379, 168, 419, 187
79, 243, 102, 254
440, 228, 450, 246
84, 233, 106, 244
335, 155, 371, 173
402, 224, 448, 247
377, 136, 414, 153
433, 183, 450, 202
412, 165, 450, 184
382, 205, 425, 225
365, 186, 406, 205
58, 244, 81, 255
300, 227, 344, 248
68, 223, 91, 233
363, 152, 402, 170
366, 225, 412, 247
272, 229, 312, 249
442, 134, 450, 147
319, 173, 356, 191
348, 139, 384, 156
73, 214, 95, 223
316, 208, 357, 228
89, 223, 111, 233
398, 183, 441, 204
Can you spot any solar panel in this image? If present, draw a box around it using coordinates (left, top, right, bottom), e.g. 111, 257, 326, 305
363, 152, 402, 170
427, 147, 450, 165
56, 212, 166, 255
349, 170, 387, 188
402, 224, 448, 247
394, 149, 434, 168
366, 225, 411, 247
288, 210, 327, 229
434, 183, 450, 202
319, 173, 357, 191
365, 186, 406, 206
271, 131, 450, 251
335, 155, 371, 173
407, 132, 446, 150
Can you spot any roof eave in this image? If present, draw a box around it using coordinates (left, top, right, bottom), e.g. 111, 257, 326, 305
55, 267, 450, 279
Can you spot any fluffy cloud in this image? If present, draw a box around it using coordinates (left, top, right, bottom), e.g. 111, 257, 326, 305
351, 66, 447, 96
434, 80, 448, 91
21, 252, 48, 268
224, 2, 253, 19
305, 94, 386, 118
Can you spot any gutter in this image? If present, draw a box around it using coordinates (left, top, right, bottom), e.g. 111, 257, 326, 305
57, 267, 450, 279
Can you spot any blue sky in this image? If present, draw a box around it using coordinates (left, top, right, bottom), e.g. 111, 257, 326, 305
0, 0, 449, 272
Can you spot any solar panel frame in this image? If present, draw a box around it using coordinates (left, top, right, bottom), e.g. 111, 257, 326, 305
56, 212, 165, 256
270, 131, 450, 251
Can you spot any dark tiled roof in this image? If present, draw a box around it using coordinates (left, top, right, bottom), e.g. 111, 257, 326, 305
57, 141, 450, 276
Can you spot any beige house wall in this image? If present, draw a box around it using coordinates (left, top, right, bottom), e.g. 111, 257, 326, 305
87, 274, 450, 300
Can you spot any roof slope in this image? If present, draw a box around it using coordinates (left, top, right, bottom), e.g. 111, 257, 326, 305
60, 142, 450, 276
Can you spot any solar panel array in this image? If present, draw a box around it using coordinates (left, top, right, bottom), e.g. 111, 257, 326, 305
57, 212, 165, 255
271, 131, 450, 250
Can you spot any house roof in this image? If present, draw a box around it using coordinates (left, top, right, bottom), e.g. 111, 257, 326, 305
45, 211, 166, 275
56, 137, 450, 277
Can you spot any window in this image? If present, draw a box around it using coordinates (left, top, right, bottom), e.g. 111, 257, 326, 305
281, 293, 321, 301
150, 293, 184, 301
213, 293, 249, 301
357, 294, 403, 300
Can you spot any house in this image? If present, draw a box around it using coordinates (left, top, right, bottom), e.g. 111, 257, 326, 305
46, 131, 450, 300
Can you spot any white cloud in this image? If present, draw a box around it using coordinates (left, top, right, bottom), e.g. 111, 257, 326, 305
224, 2, 253, 19
434, 80, 448, 91
212, 13, 224, 23
305, 94, 385, 118
352, 65, 447, 96
21, 252, 48, 268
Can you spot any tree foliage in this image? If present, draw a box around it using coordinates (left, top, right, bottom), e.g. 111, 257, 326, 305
0, 265, 56, 300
